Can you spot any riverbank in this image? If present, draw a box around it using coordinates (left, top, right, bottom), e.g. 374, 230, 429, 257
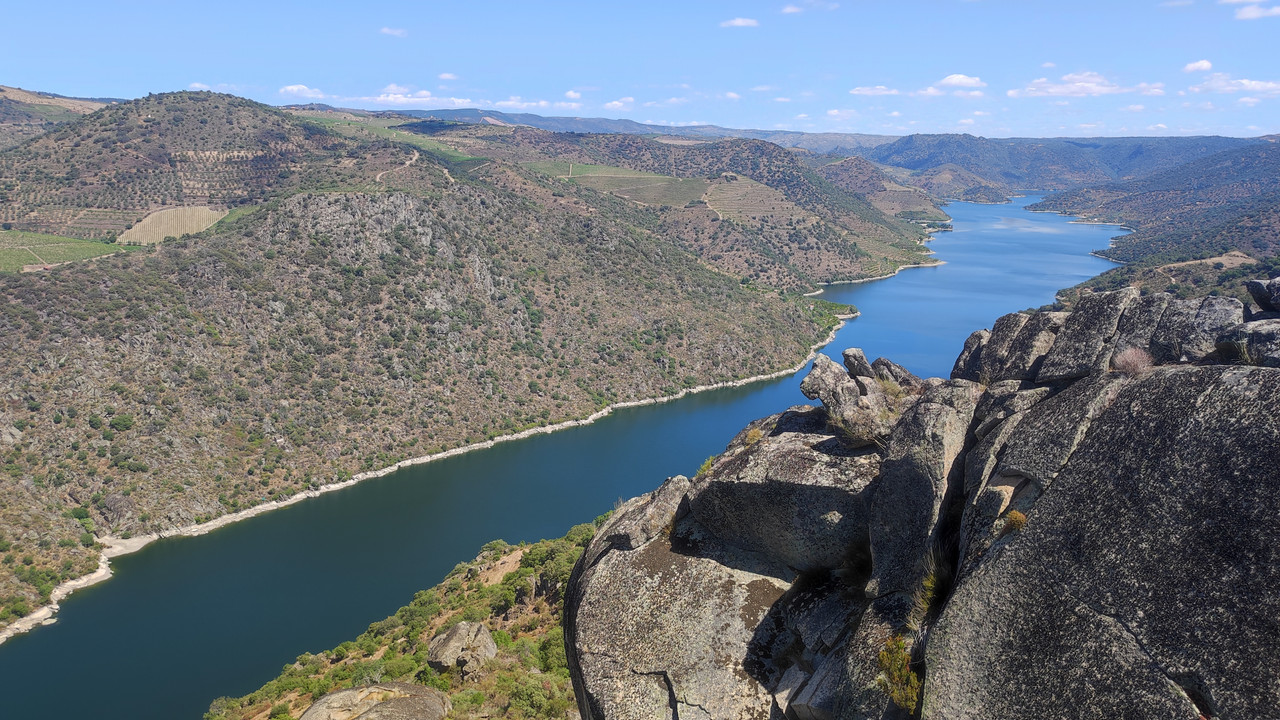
0, 310, 859, 646
803, 260, 943, 296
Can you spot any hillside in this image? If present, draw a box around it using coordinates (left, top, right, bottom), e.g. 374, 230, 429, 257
0, 92, 856, 630
390, 122, 935, 289
816, 156, 949, 221
1030, 142, 1280, 263
867, 133, 1262, 194
0, 85, 112, 151
0, 92, 425, 239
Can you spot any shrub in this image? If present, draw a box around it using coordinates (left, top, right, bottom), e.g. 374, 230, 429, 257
695, 455, 715, 478
267, 702, 291, 718
1002, 510, 1027, 536
1112, 347, 1153, 376
744, 427, 763, 446
876, 635, 920, 713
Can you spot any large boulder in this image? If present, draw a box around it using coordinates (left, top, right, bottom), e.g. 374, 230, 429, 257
426, 622, 497, 677
299, 682, 451, 720
926, 366, 1280, 719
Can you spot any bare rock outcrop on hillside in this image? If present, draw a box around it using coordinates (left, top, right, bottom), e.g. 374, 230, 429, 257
566, 280, 1280, 720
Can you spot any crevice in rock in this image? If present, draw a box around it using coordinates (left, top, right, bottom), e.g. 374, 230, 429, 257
634, 669, 682, 720
1064, 589, 1214, 718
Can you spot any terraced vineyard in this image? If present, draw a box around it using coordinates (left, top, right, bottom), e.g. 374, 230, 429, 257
704, 175, 814, 225
118, 206, 228, 244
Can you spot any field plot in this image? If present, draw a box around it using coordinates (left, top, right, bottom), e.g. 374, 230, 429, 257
118, 206, 228, 245
298, 114, 482, 164
527, 162, 710, 207
0, 229, 121, 272
614, 178, 708, 207
705, 177, 814, 225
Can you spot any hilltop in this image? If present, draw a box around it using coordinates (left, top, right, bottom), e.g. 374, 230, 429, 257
0, 92, 425, 238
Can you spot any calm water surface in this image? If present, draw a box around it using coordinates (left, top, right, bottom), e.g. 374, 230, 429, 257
0, 197, 1119, 718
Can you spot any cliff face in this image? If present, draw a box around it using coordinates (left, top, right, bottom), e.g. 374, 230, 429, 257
564, 281, 1280, 719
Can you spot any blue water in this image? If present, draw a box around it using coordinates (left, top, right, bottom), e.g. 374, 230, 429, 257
0, 197, 1119, 718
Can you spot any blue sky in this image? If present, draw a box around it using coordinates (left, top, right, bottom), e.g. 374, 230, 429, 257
5, 1, 1278, 137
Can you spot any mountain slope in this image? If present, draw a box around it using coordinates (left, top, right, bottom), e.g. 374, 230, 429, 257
0, 92, 424, 238
1031, 142, 1280, 263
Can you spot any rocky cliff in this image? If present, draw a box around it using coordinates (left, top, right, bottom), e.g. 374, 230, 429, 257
565, 280, 1280, 719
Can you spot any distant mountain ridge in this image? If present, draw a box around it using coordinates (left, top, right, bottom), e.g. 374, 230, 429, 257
393, 108, 898, 155
866, 133, 1264, 192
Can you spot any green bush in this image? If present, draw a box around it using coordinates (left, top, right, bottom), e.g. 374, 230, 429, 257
109, 414, 135, 431
876, 635, 920, 713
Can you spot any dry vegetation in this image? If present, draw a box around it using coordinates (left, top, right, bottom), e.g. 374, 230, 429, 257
118, 206, 228, 245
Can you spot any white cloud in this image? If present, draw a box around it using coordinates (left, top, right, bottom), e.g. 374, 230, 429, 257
1123, 104, 1146, 112
774, 97, 792, 102
1041, 62, 1057, 68
720, 17, 759, 27
1149, 123, 1169, 130
603, 96, 634, 110
782, 4, 803, 12
279, 84, 326, 99
888, 111, 901, 117
437, 73, 458, 81
750, 85, 776, 92
188, 82, 211, 91
565, 90, 581, 99
958, 118, 975, 125
494, 96, 554, 110
379, 27, 407, 37
555, 102, 582, 110
973, 110, 991, 116
794, 113, 809, 119
1235, 4, 1280, 19
913, 86, 945, 97
849, 85, 899, 95
1239, 96, 1262, 106
1191, 72, 1280, 95
1008, 72, 1161, 98
644, 97, 689, 107
1184, 59, 1213, 72
724, 91, 741, 100
954, 90, 985, 98
382, 83, 413, 94
939, 74, 986, 88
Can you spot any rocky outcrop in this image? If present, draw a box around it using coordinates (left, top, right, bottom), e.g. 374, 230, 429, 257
426, 622, 497, 678
299, 682, 451, 720
566, 280, 1280, 720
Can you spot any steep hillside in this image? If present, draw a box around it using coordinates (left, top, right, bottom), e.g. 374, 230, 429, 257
0, 92, 423, 238
867, 133, 1261, 193
0, 177, 846, 628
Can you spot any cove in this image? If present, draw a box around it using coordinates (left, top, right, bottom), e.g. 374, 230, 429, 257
0, 197, 1120, 719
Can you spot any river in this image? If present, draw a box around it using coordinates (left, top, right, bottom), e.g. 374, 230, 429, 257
0, 197, 1119, 718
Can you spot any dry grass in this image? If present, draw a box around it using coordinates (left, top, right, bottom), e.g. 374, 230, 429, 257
1112, 347, 1154, 376
118, 206, 228, 245
0, 85, 108, 114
